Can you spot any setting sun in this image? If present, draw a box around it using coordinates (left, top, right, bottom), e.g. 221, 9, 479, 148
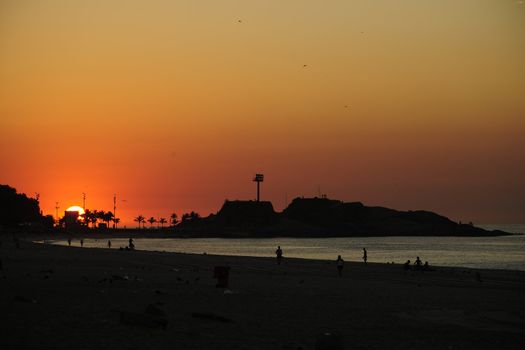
66, 206, 85, 215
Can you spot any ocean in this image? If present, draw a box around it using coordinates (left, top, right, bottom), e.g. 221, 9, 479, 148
48, 224, 525, 271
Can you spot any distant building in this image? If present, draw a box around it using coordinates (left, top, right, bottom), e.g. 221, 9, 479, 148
64, 210, 80, 229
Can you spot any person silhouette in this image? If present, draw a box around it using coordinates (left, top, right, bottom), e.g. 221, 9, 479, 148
414, 256, 422, 270
275, 246, 283, 265
403, 260, 411, 271
67, 237, 71, 246
363, 248, 367, 264
129, 237, 133, 246
336, 255, 344, 277
80, 239, 84, 247
107, 240, 111, 249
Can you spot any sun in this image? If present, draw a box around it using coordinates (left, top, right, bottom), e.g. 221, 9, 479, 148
66, 205, 85, 215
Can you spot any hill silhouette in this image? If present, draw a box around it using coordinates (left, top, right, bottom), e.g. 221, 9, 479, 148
178, 197, 507, 237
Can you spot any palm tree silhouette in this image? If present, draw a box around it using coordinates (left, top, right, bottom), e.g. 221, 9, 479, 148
181, 211, 200, 223
83, 209, 97, 228
134, 215, 145, 229
170, 213, 178, 226
102, 211, 114, 227
113, 217, 120, 228
159, 217, 167, 228
95, 210, 105, 228
147, 216, 157, 228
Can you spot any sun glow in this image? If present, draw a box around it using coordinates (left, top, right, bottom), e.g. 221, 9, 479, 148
66, 206, 85, 215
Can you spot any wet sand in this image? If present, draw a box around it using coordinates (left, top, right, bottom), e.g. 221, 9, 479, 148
1, 238, 524, 350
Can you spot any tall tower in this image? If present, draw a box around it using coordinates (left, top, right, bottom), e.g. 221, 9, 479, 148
113, 194, 117, 229
253, 174, 264, 202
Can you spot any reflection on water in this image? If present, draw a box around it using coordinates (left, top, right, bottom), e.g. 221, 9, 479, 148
50, 232, 525, 271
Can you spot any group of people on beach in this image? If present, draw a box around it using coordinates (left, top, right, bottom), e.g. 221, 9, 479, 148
275, 246, 369, 277
403, 256, 430, 271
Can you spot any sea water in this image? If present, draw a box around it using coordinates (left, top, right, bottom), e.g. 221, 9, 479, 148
49, 224, 525, 271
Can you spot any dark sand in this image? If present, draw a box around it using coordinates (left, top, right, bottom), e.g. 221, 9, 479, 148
1, 237, 524, 350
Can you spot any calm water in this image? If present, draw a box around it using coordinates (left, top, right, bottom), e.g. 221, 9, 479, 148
49, 224, 525, 271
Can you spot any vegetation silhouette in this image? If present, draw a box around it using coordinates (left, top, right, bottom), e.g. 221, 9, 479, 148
0, 184, 53, 229
147, 217, 157, 228
134, 215, 146, 229
170, 213, 179, 226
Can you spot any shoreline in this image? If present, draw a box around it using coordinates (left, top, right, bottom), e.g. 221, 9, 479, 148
31, 237, 525, 275
2, 225, 519, 241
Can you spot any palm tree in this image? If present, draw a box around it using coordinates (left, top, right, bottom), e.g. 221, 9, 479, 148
159, 217, 167, 228
113, 217, 120, 228
147, 216, 157, 228
87, 209, 99, 228
134, 215, 145, 229
181, 213, 190, 223
170, 213, 178, 226
102, 211, 114, 227
95, 210, 105, 228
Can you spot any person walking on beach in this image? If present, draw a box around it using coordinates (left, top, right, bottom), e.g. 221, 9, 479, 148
336, 255, 344, 277
67, 237, 71, 246
80, 239, 84, 247
275, 246, 283, 265
129, 237, 133, 246
363, 248, 368, 264
107, 240, 111, 249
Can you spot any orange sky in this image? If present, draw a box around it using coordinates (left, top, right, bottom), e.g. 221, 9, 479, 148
1, 0, 524, 225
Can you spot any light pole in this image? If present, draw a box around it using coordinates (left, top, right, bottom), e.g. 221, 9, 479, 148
113, 194, 117, 229
253, 174, 264, 202
55, 202, 60, 223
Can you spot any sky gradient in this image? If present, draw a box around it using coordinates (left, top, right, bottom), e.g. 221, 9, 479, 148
1, 0, 524, 225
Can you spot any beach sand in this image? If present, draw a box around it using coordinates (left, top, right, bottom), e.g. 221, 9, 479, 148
1, 237, 524, 349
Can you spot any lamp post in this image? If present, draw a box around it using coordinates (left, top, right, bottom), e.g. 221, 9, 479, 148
113, 194, 117, 229
253, 174, 264, 202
